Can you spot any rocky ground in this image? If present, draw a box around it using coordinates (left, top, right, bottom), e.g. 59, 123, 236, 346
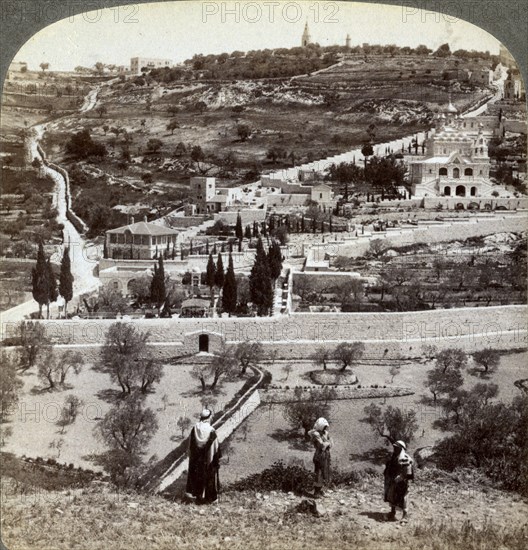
2, 468, 527, 550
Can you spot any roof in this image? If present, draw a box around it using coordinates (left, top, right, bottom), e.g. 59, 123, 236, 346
181, 298, 210, 308
421, 153, 472, 165
312, 184, 332, 191
106, 221, 179, 236
209, 194, 228, 203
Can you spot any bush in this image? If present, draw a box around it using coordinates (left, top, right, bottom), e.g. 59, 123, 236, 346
228, 460, 314, 494
435, 395, 528, 495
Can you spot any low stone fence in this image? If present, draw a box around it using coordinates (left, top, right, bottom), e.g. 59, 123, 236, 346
260, 385, 414, 402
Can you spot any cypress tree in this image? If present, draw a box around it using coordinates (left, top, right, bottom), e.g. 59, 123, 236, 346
205, 253, 216, 289
329, 216, 333, 233
32, 242, 48, 318
222, 253, 237, 315
206, 240, 210, 255
150, 256, 166, 313
59, 247, 74, 318
268, 240, 283, 280
321, 219, 325, 233
301, 215, 306, 232
312, 217, 317, 233
215, 253, 224, 288
46, 258, 58, 319
235, 212, 243, 241
261, 221, 267, 237
269, 216, 275, 232
244, 225, 252, 240
249, 237, 273, 316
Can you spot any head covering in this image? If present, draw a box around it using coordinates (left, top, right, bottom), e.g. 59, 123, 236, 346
313, 418, 329, 432
393, 440, 406, 450
200, 408, 212, 420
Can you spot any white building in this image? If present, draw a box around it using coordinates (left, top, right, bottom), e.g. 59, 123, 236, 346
409, 102, 499, 198
130, 57, 172, 75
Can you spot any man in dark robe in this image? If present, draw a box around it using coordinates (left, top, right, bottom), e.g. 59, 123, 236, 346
384, 440, 414, 521
185, 409, 221, 503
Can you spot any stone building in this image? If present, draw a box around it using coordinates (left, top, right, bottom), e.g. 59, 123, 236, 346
311, 184, 334, 206
105, 218, 180, 259
408, 102, 499, 198
130, 57, 172, 75
504, 70, 526, 101
469, 69, 493, 86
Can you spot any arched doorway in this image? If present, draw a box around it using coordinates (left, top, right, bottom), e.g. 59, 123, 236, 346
439, 167, 448, 176
465, 168, 473, 176
468, 202, 479, 210
455, 203, 465, 210
444, 186, 451, 196
199, 334, 209, 352
470, 187, 477, 196
453, 168, 460, 179
456, 185, 466, 197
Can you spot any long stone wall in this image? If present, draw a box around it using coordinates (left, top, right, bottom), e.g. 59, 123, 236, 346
4, 306, 525, 360
326, 215, 527, 259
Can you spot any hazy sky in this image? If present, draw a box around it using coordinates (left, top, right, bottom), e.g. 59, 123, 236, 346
13, 1, 502, 71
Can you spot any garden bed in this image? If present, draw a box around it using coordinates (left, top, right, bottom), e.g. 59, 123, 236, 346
310, 370, 358, 385
260, 385, 414, 403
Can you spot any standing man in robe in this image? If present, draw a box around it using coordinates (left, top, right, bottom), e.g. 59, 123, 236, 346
384, 440, 414, 521
185, 409, 222, 504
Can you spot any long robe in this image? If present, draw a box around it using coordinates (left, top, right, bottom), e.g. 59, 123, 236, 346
308, 428, 332, 488
383, 449, 414, 509
185, 422, 221, 502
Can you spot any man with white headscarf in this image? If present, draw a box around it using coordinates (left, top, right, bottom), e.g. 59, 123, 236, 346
185, 409, 222, 503
308, 417, 332, 497
384, 440, 414, 521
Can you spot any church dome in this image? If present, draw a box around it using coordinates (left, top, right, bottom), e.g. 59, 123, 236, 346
446, 101, 458, 114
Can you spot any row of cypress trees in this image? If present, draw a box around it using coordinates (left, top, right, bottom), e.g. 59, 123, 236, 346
249, 238, 283, 316
32, 242, 73, 318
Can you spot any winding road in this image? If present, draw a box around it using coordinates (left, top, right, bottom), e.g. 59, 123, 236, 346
1, 89, 103, 328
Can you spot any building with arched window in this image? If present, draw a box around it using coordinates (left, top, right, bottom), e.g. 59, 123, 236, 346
408, 102, 507, 198
105, 218, 180, 259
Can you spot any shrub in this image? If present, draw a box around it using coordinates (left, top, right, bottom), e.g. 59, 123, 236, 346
228, 460, 314, 494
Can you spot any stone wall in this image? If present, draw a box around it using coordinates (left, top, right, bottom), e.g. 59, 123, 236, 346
330, 215, 527, 258
422, 197, 528, 209
214, 209, 266, 225
5, 306, 525, 360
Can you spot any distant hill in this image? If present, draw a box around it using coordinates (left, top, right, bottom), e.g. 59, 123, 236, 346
146, 43, 497, 82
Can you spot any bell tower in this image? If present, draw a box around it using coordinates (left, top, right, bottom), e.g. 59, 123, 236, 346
302, 22, 311, 47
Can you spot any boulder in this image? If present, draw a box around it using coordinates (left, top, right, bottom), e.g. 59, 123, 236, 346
414, 446, 436, 468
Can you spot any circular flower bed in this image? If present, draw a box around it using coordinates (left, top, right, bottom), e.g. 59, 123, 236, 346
310, 370, 358, 386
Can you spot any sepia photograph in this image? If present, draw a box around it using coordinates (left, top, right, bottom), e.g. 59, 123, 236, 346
0, 1, 527, 548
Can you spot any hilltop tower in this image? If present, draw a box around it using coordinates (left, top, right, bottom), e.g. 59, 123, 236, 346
302, 22, 312, 47
346, 34, 351, 49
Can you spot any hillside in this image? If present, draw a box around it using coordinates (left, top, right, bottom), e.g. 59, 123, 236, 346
1, 466, 527, 550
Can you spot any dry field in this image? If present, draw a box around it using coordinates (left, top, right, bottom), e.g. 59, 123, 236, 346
2, 361, 246, 471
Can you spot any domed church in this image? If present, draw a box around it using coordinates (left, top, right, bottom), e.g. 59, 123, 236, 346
408, 102, 505, 198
